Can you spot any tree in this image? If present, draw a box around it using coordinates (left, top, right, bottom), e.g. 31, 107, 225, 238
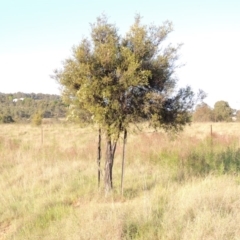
213, 101, 233, 122
193, 102, 213, 122
54, 14, 202, 193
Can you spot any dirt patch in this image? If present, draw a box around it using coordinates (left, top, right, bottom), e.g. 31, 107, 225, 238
0, 221, 11, 240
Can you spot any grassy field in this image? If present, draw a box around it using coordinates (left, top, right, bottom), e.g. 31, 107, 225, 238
1, 122, 240, 239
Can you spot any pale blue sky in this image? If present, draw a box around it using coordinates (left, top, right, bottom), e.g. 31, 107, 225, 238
1, 0, 240, 108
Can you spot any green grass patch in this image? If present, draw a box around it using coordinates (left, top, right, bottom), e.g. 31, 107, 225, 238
19, 202, 72, 238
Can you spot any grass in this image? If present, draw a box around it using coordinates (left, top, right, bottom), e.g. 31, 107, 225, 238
1, 122, 240, 239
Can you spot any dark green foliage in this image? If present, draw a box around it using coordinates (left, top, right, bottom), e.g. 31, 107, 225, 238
54, 15, 198, 134
0, 92, 66, 122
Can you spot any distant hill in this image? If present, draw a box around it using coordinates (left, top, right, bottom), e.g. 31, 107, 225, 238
0, 92, 67, 123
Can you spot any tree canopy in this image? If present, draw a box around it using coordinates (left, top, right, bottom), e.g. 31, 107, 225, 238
213, 100, 233, 122
193, 102, 213, 122
54, 14, 201, 192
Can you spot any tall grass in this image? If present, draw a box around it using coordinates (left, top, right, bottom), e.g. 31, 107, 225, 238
1, 122, 240, 239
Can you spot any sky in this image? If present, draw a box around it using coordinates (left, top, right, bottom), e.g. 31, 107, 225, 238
1, 0, 240, 109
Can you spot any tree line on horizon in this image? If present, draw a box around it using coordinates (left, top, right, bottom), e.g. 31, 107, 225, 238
0, 92, 66, 123
0, 92, 240, 123
0, 92, 238, 124
193, 100, 240, 122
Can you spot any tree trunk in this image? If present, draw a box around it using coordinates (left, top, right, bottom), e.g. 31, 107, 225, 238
97, 128, 101, 188
104, 139, 117, 193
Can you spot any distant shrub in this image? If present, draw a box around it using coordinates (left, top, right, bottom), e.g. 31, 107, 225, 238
31, 111, 43, 126
0, 114, 14, 123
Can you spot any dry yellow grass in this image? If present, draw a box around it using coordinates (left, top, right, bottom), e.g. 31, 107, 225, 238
1, 122, 240, 239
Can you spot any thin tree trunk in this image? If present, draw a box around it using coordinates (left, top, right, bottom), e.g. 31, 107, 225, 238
104, 138, 118, 193
105, 139, 113, 193
121, 129, 127, 196
97, 128, 101, 188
